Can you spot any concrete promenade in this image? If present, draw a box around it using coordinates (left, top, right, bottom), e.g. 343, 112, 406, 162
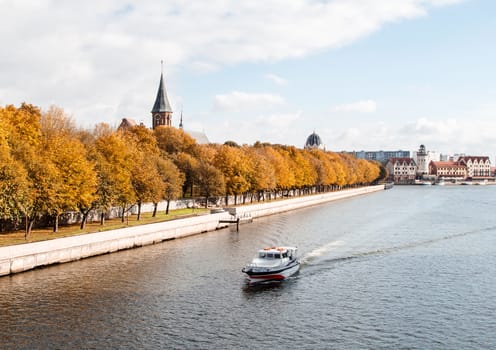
0, 185, 384, 276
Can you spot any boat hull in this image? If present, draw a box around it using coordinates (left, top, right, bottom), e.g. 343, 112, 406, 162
242, 262, 300, 283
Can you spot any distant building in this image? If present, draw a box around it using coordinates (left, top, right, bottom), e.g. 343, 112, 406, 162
457, 156, 491, 178
429, 161, 467, 179
354, 150, 410, 163
304, 131, 324, 150
151, 70, 173, 129
385, 157, 417, 184
413, 144, 441, 178
429, 156, 491, 180
118, 118, 138, 130
149, 67, 210, 144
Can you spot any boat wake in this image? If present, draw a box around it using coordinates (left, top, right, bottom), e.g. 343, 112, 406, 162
302, 225, 496, 268
300, 240, 345, 265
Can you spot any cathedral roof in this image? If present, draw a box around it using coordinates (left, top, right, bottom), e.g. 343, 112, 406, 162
305, 131, 322, 149
151, 73, 173, 113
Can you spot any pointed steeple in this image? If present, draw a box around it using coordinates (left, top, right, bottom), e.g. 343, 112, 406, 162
151, 74, 173, 113
151, 61, 173, 129
179, 109, 183, 129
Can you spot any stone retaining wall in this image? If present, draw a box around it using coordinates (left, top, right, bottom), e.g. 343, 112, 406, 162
0, 185, 384, 276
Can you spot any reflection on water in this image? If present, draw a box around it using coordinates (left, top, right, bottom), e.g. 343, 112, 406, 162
1, 186, 496, 349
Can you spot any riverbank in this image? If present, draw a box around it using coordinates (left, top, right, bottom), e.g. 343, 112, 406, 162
0, 185, 384, 276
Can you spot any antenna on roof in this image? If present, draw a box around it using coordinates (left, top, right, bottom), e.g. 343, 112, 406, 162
161, 60, 163, 74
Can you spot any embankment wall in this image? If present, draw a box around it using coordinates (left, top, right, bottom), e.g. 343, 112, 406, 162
0, 185, 384, 276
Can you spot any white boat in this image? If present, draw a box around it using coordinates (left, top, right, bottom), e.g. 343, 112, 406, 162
242, 246, 300, 283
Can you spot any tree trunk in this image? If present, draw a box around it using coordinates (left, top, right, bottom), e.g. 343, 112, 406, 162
100, 212, 105, 226
137, 201, 142, 221
166, 200, 170, 215
152, 202, 158, 217
53, 214, 59, 233
80, 215, 87, 230
121, 206, 125, 223
25, 216, 34, 240
204, 196, 208, 208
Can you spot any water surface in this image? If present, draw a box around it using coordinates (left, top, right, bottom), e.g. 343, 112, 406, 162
1, 186, 495, 349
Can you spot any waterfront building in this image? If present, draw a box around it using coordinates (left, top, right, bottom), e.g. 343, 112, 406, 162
385, 157, 417, 184
429, 156, 491, 180
457, 156, 491, 178
354, 150, 410, 163
413, 144, 441, 177
429, 161, 467, 179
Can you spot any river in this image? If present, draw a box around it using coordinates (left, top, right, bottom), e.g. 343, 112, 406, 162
1, 185, 495, 349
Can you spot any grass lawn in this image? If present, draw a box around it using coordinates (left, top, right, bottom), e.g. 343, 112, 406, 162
0, 208, 209, 247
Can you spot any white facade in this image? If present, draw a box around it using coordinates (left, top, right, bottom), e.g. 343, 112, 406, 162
458, 156, 491, 178
414, 145, 440, 176
386, 158, 417, 183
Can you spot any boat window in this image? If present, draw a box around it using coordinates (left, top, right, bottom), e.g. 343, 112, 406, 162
259, 252, 266, 258
274, 253, 281, 259
267, 253, 274, 258
282, 252, 288, 258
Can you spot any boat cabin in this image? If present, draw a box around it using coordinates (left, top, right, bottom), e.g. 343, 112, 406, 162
257, 247, 296, 260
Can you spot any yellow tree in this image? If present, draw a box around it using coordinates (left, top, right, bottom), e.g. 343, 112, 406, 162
92, 126, 135, 225
41, 107, 97, 232
328, 153, 347, 187
172, 152, 199, 197
154, 126, 197, 155
155, 157, 185, 215
1, 104, 54, 237
194, 160, 225, 208
212, 144, 251, 205
0, 112, 31, 229
287, 146, 316, 192
244, 146, 275, 202
261, 145, 294, 192
130, 152, 164, 220
121, 127, 164, 220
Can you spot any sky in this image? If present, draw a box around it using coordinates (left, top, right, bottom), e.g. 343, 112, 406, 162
1, 0, 495, 158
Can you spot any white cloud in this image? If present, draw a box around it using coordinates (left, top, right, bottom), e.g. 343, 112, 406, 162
333, 100, 377, 113
213, 91, 284, 112
0, 0, 467, 133
265, 73, 288, 86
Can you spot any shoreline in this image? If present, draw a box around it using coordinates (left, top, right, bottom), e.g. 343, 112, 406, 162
0, 185, 384, 276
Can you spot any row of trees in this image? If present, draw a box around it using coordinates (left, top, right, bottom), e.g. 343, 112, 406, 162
0, 103, 385, 238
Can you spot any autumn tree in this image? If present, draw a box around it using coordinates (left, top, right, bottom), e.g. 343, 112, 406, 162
154, 126, 197, 155
244, 146, 275, 202
121, 127, 164, 221
194, 160, 225, 208
212, 144, 251, 205
40, 107, 97, 232
155, 157, 185, 215
92, 125, 135, 224
172, 152, 199, 197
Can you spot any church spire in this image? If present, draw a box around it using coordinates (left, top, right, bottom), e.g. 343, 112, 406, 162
151, 61, 173, 129
179, 109, 184, 129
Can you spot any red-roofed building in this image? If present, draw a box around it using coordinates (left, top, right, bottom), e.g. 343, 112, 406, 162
457, 156, 491, 179
385, 157, 417, 184
429, 161, 467, 179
